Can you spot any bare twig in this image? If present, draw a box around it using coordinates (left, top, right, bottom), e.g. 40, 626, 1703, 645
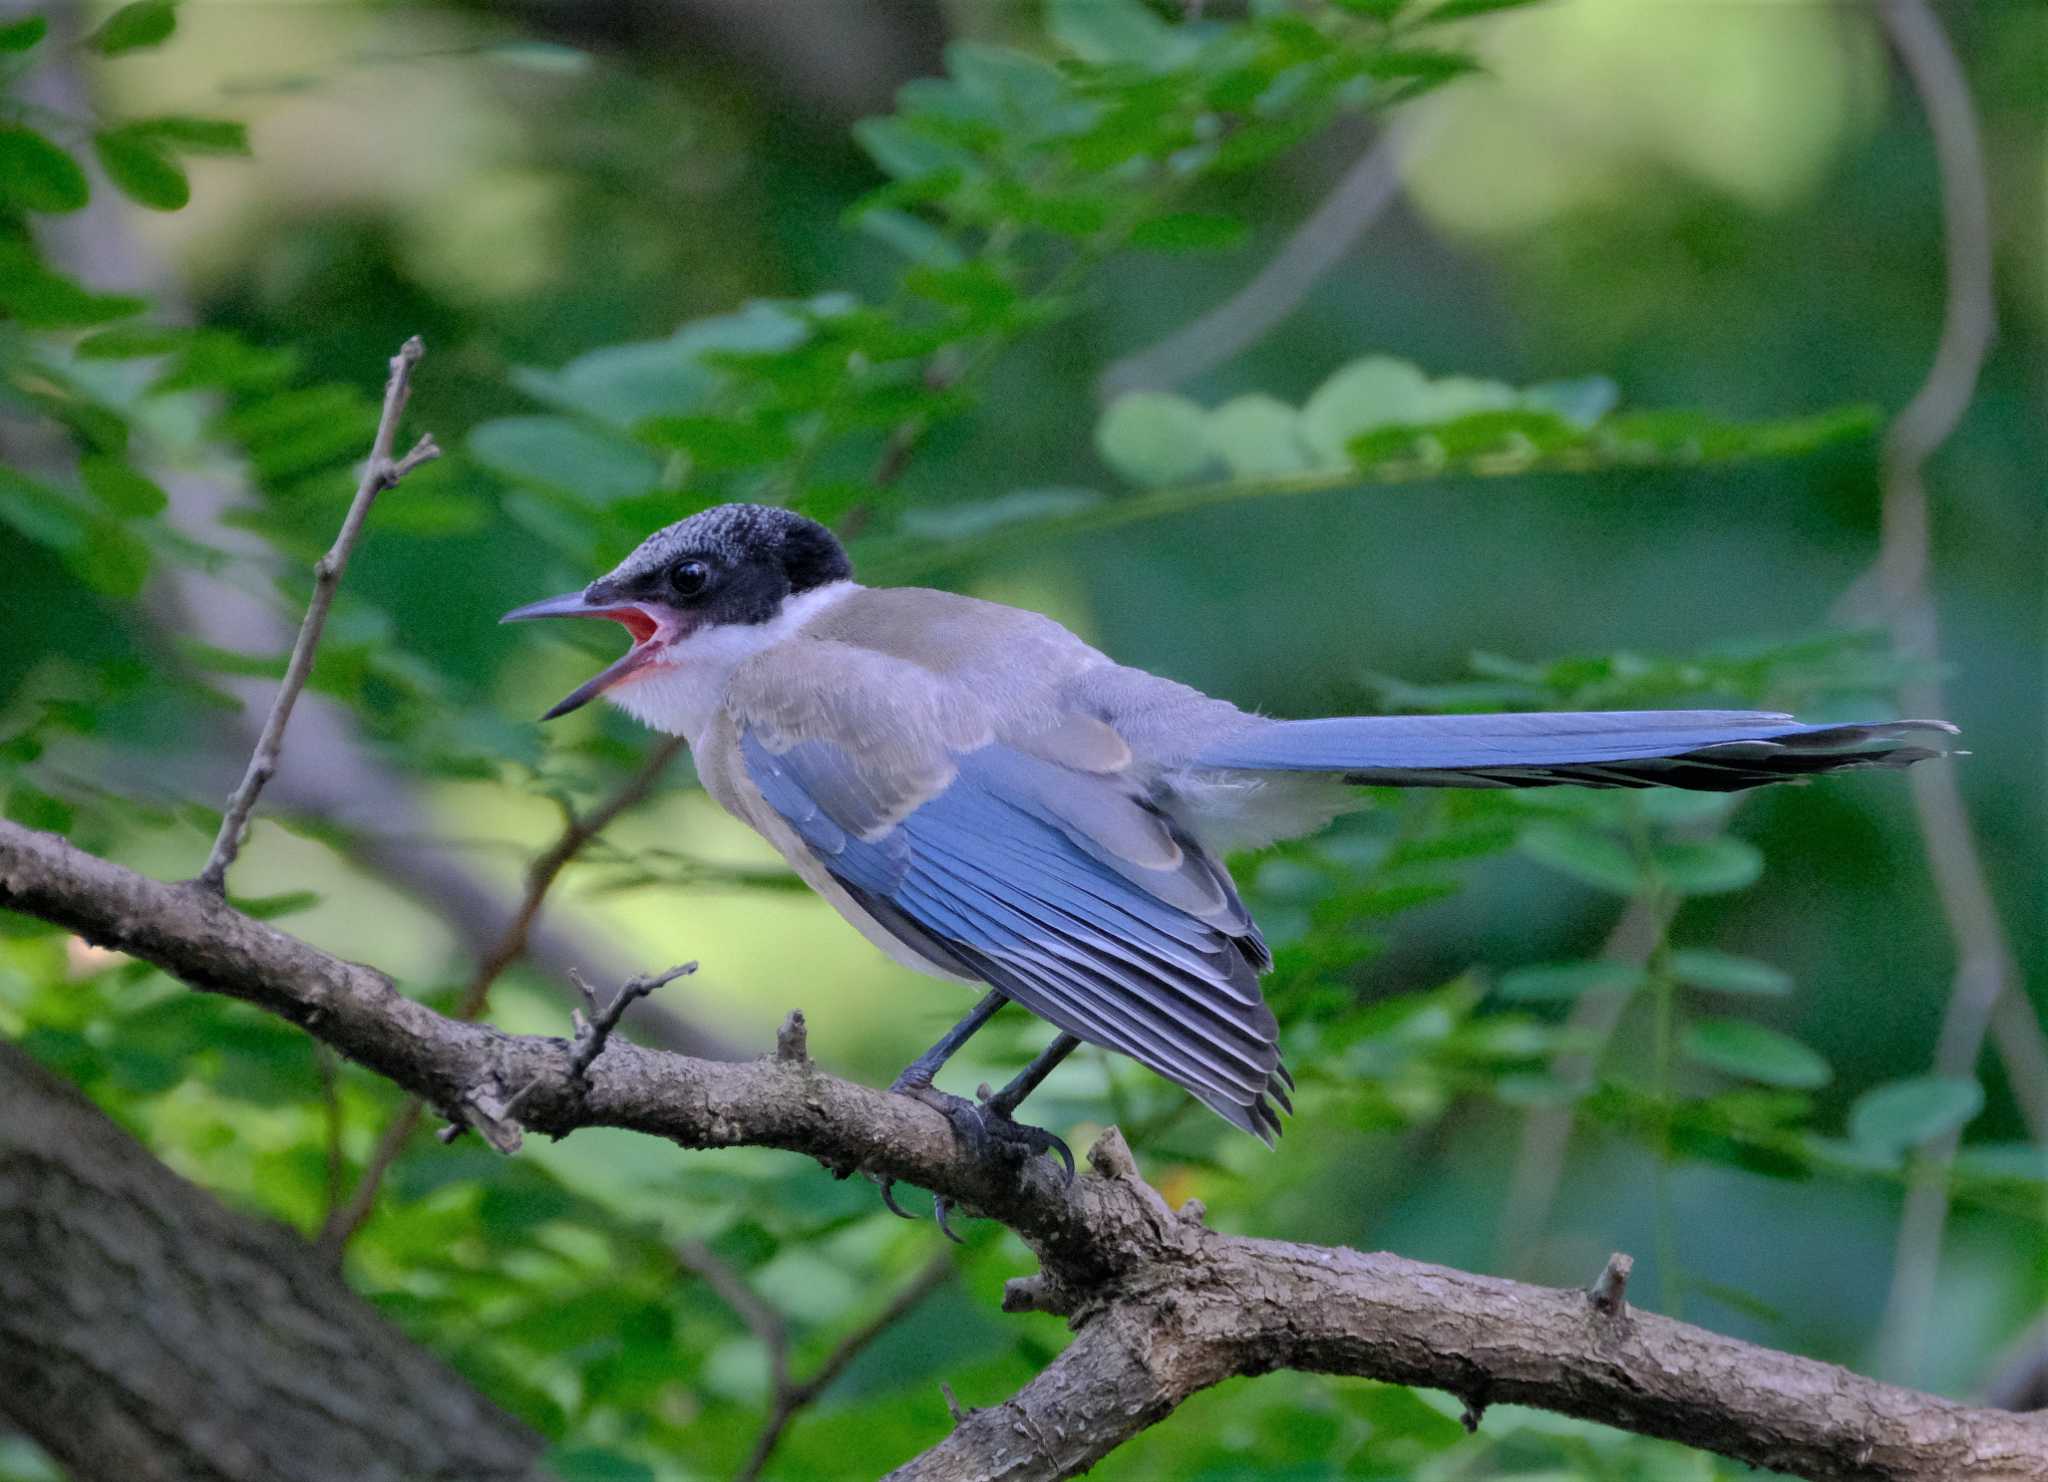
196, 338, 440, 895
453, 737, 689, 1025
15, 22, 737, 1074
1495, 891, 1675, 1273
735, 1252, 955, 1482
4, 819, 2046, 1482
676, 1238, 791, 1385
776, 1009, 810, 1064
315, 737, 685, 1254
674, 1233, 953, 1481
492, 961, 696, 1127
1588, 1251, 1633, 1318
1868, 0, 2037, 1388
1096, 122, 1410, 401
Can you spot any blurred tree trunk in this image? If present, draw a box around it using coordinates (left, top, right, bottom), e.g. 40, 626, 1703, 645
0, 1042, 542, 1482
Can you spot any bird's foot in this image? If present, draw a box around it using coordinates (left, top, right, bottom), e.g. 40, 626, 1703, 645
875, 1078, 1075, 1240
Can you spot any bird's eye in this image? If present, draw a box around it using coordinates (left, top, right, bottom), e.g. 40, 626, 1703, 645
669, 559, 712, 598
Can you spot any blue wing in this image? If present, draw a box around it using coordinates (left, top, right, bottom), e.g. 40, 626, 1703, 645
742, 730, 1289, 1139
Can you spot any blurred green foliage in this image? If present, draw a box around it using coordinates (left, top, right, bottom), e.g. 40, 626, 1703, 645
1, 0, 2042, 1478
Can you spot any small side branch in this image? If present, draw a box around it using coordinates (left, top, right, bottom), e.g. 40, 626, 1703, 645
316, 737, 684, 1254
1096, 123, 1409, 401
776, 1009, 810, 1065
735, 1252, 955, 1482
198, 337, 439, 895
488, 962, 697, 1134
1588, 1251, 1633, 1317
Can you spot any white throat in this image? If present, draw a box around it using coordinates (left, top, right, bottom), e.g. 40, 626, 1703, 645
603, 580, 857, 746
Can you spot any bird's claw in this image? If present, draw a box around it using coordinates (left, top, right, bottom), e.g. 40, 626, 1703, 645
878, 1177, 919, 1222
908, 1082, 1069, 1178
870, 1080, 1073, 1234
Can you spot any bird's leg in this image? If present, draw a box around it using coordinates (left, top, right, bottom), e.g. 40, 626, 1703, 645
879, 1000, 1077, 1234
880, 990, 1008, 1234
983, 1032, 1080, 1121
888, 989, 1009, 1094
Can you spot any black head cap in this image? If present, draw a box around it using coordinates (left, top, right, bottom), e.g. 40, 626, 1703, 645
584, 504, 853, 627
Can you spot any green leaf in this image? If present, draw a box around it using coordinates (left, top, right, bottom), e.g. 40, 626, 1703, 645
1129, 212, 1250, 253
856, 206, 963, 267
1518, 822, 1642, 896
176, 640, 288, 679
80, 456, 168, 517
0, 15, 48, 51
1492, 1072, 1585, 1107
897, 487, 1101, 541
633, 413, 793, 469
469, 416, 661, 504
1048, 0, 1196, 68
76, 518, 152, 597
5, 784, 73, 834
1654, 837, 1763, 895
0, 127, 89, 213
1669, 948, 1791, 997
1299, 356, 1435, 465
852, 117, 974, 181
1496, 960, 1649, 1002
1206, 394, 1310, 477
75, 324, 186, 358
1418, 0, 1549, 20
93, 128, 190, 210
227, 889, 322, 921
86, 0, 175, 55
543, 1448, 656, 1482
945, 41, 1067, 119
1095, 391, 1216, 487
157, 329, 298, 392
123, 115, 251, 156
1522, 374, 1619, 427
1849, 1076, 1983, 1153
1683, 1018, 1831, 1089
512, 339, 719, 427
0, 468, 86, 551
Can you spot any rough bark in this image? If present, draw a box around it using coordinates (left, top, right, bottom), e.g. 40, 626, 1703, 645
0, 1040, 542, 1482
3, 817, 2043, 1482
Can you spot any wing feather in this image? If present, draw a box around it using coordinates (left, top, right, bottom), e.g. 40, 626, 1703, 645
736, 720, 1288, 1137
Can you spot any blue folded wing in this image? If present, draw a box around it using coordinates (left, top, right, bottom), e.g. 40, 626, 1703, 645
741, 731, 1288, 1139
1195, 711, 1957, 790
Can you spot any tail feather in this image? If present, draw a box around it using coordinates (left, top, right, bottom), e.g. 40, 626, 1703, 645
1194, 711, 1958, 792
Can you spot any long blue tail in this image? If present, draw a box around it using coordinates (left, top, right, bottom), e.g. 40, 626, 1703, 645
1194, 710, 1958, 791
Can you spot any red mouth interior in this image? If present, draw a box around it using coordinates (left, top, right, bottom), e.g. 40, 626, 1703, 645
596, 607, 659, 644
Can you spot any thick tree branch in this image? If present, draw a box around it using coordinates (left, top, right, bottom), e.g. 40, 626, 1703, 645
2, 819, 2040, 1481
0, 1040, 539, 1482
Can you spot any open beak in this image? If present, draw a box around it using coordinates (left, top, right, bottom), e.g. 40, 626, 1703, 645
501, 590, 678, 720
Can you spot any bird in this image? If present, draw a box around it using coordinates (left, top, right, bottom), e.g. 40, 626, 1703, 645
503, 503, 1955, 1182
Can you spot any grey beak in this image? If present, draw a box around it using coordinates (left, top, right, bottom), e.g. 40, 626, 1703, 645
501, 590, 601, 623
500, 589, 668, 721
